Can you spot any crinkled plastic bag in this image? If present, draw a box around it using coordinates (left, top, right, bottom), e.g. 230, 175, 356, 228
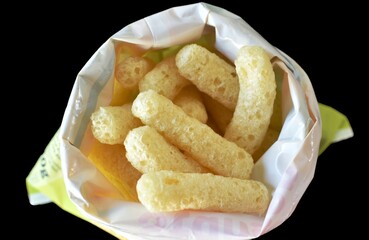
26, 2, 354, 239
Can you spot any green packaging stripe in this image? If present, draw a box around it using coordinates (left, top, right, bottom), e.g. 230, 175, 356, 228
318, 103, 354, 155
25, 130, 85, 219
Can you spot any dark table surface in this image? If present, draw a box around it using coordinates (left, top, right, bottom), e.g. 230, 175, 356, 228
14, 1, 363, 239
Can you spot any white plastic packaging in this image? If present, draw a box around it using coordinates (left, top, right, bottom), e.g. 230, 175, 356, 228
59, 2, 324, 239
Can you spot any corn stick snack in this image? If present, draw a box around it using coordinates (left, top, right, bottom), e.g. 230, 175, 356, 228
139, 56, 190, 100
224, 46, 276, 154
115, 56, 154, 89
175, 44, 239, 110
124, 126, 209, 173
90, 103, 142, 145
137, 170, 270, 214
131, 90, 254, 179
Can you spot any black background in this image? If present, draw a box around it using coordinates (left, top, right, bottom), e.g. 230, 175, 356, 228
14, 1, 363, 239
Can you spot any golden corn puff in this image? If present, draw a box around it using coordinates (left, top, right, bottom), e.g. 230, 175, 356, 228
224, 46, 276, 154
139, 56, 190, 100
137, 170, 270, 214
115, 56, 154, 89
131, 90, 254, 179
90, 103, 142, 145
110, 43, 147, 106
175, 44, 239, 110
124, 126, 209, 174
173, 85, 208, 123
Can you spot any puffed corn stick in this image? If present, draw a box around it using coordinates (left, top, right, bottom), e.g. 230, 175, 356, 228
124, 126, 209, 173
139, 56, 190, 100
90, 103, 142, 145
175, 44, 239, 110
137, 170, 270, 214
115, 56, 154, 89
224, 46, 276, 154
131, 90, 254, 179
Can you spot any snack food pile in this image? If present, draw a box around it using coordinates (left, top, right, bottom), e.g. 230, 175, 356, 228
27, 3, 357, 239
88, 42, 279, 215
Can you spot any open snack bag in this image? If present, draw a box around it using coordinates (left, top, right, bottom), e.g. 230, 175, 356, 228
26, 2, 353, 239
